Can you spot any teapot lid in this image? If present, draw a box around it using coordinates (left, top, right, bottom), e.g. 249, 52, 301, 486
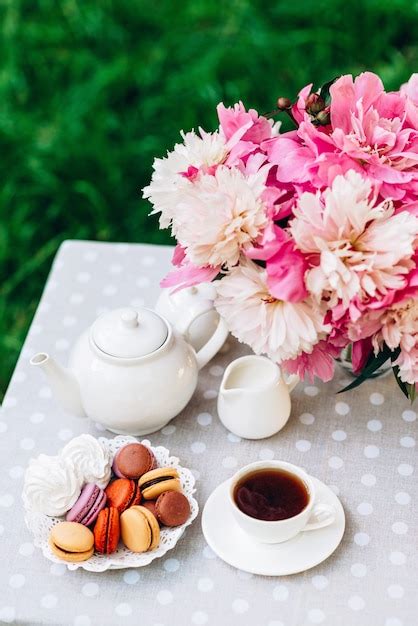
92, 308, 168, 358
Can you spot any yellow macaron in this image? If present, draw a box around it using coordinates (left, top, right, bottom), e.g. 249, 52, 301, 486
138, 467, 182, 500
120, 505, 160, 552
49, 521, 94, 562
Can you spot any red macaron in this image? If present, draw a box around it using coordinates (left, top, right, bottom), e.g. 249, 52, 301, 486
112, 443, 156, 480
94, 507, 120, 554
105, 478, 141, 513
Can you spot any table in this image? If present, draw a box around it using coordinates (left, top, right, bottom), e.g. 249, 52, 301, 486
0, 240, 416, 626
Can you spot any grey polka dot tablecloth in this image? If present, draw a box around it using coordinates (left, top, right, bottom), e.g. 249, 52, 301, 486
0, 240, 416, 626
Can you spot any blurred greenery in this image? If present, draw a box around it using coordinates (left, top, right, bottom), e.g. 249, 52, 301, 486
1, 0, 418, 398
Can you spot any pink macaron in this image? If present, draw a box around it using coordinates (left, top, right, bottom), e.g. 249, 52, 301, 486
66, 484, 107, 526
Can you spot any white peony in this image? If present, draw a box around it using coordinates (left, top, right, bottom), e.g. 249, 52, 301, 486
215, 260, 329, 362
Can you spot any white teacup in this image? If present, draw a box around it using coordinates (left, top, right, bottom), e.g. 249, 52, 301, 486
229, 461, 336, 544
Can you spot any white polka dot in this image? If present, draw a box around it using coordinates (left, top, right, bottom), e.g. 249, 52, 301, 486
0, 494, 14, 507
74, 616, 91, 626
58, 428, 73, 441
348, 595, 365, 610
82, 583, 99, 597
13, 371, 27, 383
392, 521, 408, 535
237, 570, 253, 580
203, 546, 216, 559
259, 448, 275, 460
9, 466, 24, 480
351, 563, 367, 577
161, 425, 176, 435
296, 439, 311, 452
209, 365, 224, 377
123, 570, 140, 584
39, 385, 52, 399
307, 608, 325, 623
203, 389, 217, 400
109, 263, 123, 275
41, 594, 58, 609
0, 525, 4, 535
50, 563, 67, 576
103, 284, 117, 296
402, 409, 416, 422
400, 436, 415, 448
74, 615, 91, 626
9, 574, 25, 588
364, 445, 379, 459
305, 386, 319, 396
390, 551, 406, 565
20, 438, 35, 451
335, 401, 349, 415
367, 419, 382, 432
299, 413, 315, 425
77, 271, 91, 283
311, 575, 329, 590
268, 622, 284, 626
30, 412, 45, 424
222, 456, 237, 469
332, 430, 347, 441
361, 473, 376, 487
328, 456, 344, 469
163, 558, 179, 572
83, 251, 98, 262
395, 491, 410, 505
115, 603, 132, 616
370, 392, 384, 405
385, 619, 403, 626
191, 611, 209, 625
141, 255, 155, 266
63, 316, 76, 327
136, 276, 150, 288
0, 422, 8, 433
197, 412, 212, 426
227, 432, 241, 443
19, 542, 34, 556
354, 532, 370, 546
387, 585, 404, 599
357, 502, 373, 515
55, 338, 70, 351
197, 578, 214, 592
191, 441, 206, 454
0, 607, 15, 623
397, 463, 414, 476
157, 590, 173, 605
70, 293, 84, 304
232, 599, 249, 614
3, 396, 17, 408
273, 585, 289, 601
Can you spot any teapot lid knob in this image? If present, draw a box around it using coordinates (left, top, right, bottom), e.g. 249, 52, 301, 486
121, 308, 139, 328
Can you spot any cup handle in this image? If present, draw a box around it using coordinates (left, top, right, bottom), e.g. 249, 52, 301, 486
303, 503, 335, 531
284, 374, 300, 393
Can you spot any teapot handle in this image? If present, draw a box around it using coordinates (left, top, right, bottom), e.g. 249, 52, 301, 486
176, 301, 229, 370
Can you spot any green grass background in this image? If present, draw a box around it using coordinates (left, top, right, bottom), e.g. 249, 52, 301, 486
1, 0, 418, 398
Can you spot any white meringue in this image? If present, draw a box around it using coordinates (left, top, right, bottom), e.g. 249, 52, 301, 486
60, 434, 112, 489
22, 455, 82, 516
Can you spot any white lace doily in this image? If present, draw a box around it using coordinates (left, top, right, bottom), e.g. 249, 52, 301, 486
24, 436, 199, 571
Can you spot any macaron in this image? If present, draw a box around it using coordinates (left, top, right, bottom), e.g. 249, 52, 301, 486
65, 483, 106, 526
112, 443, 156, 480
94, 507, 120, 554
49, 521, 94, 562
138, 467, 182, 500
155, 491, 191, 527
120, 505, 160, 553
142, 500, 158, 519
105, 478, 141, 512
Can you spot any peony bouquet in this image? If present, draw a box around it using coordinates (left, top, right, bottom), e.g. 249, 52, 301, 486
143, 72, 418, 401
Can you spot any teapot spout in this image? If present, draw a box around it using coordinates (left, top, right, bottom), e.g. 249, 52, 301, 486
30, 352, 86, 417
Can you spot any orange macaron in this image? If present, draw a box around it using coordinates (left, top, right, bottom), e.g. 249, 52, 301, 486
94, 507, 120, 554
105, 478, 141, 513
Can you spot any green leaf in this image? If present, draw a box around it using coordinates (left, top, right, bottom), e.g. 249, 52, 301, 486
392, 366, 409, 399
338, 345, 393, 394
319, 77, 338, 105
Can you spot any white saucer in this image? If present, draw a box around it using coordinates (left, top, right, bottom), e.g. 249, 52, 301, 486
201, 476, 345, 576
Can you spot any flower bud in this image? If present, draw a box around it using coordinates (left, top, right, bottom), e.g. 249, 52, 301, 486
277, 97, 292, 110
316, 108, 331, 125
305, 93, 325, 114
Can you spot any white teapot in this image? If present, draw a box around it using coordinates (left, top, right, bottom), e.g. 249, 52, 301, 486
30, 306, 228, 436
